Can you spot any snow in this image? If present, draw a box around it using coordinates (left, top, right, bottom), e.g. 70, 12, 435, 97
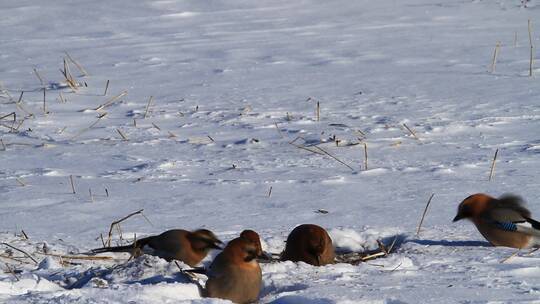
2, 0, 540, 302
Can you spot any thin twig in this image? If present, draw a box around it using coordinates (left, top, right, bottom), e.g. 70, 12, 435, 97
363, 142, 368, 170
416, 193, 435, 237
500, 249, 521, 263
33, 68, 44, 86
103, 80, 110, 96
490, 41, 501, 73
4, 263, 19, 281
313, 146, 355, 171
529, 19, 534, 77
94, 91, 127, 111
268, 186, 273, 197
64, 51, 88, 76
116, 129, 129, 141
1, 243, 38, 264
403, 124, 419, 140
69, 175, 76, 194
143, 96, 153, 119
274, 122, 284, 138
488, 148, 499, 181
106, 209, 145, 247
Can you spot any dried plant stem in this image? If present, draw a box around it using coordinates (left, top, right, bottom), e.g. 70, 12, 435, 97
16, 178, 26, 187
4, 263, 19, 281
0, 112, 16, 121
416, 193, 435, 237
21, 230, 29, 240
316, 101, 320, 121
116, 128, 129, 141
403, 123, 419, 140
363, 142, 368, 170
313, 146, 355, 171
1, 243, 38, 264
514, 31, 518, 48
70, 114, 106, 140
64, 51, 88, 76
59, 92, 66, 103
38, 252, 112, 261
529, 19, 534, 77
143, 96, 154, 118
488, 148, 499, 181
106, 209, 145, 247
274, 122, 284, 138
0, 139, 5, 151
268, 186, 273, 197
69, 175, 76, 194
103, 80, 110, 96
42, 88, 47, 113
500, 249, 521, 263
33, 68, 44, 86
151, 122, 161, 130
94, 91, 127, 111
490, 41, 501, 73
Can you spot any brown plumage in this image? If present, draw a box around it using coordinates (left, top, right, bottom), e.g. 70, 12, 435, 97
91, 229, 222, 267
453, 193, 540, 249
204, 237, 262, 304
281, 224, 335, 266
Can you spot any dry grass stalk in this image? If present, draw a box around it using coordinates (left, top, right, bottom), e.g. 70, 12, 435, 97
313, 145, 355, 171
103, 80, 110, 96
59, 92, 66, 103
488, 148, 499, 181
106, 209, 145, 247
21, 230, 28, 240
61, 58, 78, 90
16, 178, 26, 187
151, 122, 161, 131
274, 122, 284, 138
42, 88, 47, 114
168, 131, 177, 138
70, 114, 107, 140
268, 186, 272, 197
490, 41, 501, 73
207, 135, 215, 142
0, 112, 16, 122
416, 193, 435, 237
89, 188, 94, 203
0, 139, 6, 151
500, 249, 520, 263
116, 128, 129, 141
403, 123, 419, 140
316, 101, 320, 121
33, 68, 44, 86
64, 51, 88, 76
363, 142, 368, 170
4, 263, 20, 281
69, 175, 76, 194
133, 119, 137, 127
94, 90, 127, 111
1, 243, 38, 264
514, 31, 518, 48
143, 96, 154, 118
529, 19, 534, 77
39, 252, 112, 261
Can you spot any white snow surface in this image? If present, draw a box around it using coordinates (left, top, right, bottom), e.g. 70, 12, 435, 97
2, 0, 540, 303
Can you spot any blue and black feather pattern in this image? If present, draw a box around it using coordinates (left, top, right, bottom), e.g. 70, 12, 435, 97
495, 221, 518, 232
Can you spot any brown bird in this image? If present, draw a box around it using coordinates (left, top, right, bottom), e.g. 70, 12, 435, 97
453, 193, 540, 249
281, 224, 335, 266
204, 237, 262, 304
240, 229, 273, 261
91, 229, 222, 267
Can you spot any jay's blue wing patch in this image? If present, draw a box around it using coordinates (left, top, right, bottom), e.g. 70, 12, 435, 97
495, 221, 518, 232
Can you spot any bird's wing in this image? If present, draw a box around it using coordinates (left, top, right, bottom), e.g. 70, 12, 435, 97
481, 194, 531, 223
491, 219, 540, 237
206, 253, 228, 279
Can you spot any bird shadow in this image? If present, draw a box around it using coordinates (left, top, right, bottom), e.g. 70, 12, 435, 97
405, 239, 491, 247
268, 295, 334, 304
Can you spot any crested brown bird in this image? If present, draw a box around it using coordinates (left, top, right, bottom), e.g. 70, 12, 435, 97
281, 224, 335, 266
204, 237, 262, 303
92, 229, 222, 267
453, 193, 540, 249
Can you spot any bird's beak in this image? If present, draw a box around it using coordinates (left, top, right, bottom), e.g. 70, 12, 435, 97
210, 240, 223, 250
257, 251, 273, 262
452, 214, 463, 222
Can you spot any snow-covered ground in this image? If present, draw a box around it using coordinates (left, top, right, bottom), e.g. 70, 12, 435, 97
2, 0, 540, 302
